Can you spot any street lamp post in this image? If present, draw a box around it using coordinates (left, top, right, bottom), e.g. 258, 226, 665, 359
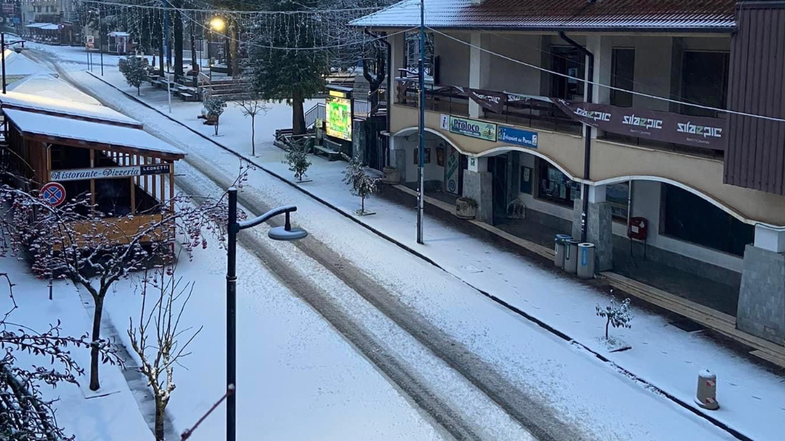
225, 188, 307, 441
208, 17, 225, 83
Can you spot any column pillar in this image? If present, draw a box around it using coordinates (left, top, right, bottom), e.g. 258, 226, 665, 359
585, 35, 612, 138
468, 32, 491, 119
572, 185, 613, 271
463, 156, 492, 224
737, 225, 785, 344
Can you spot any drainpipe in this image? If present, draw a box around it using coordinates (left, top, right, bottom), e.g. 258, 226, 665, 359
364, 28, 392, 166
559, 31, 593, 243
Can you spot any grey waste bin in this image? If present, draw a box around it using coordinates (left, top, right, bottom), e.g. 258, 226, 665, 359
577, 243, 595, 279
554, 234, 572, 268
564, 239, 580, 274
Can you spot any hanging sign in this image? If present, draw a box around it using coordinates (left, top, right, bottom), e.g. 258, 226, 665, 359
49, 164, 171, 182
498, 126, 538, 148
447, 116, 497, 142
465, 88, 506, 114
40, 182, 66, 206
551, 99, 727, 150
445, 146, 461, 195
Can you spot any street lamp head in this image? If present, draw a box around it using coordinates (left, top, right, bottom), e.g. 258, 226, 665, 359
210, 17, 226, 32
268, 226, 308, 242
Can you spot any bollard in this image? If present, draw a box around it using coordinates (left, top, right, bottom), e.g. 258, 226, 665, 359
695, 369, 719, 410
554, 234, 571, 268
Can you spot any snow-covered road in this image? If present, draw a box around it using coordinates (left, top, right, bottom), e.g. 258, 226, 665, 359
24, 46, 752, 440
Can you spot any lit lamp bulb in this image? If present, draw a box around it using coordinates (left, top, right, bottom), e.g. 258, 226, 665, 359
209, 17, 225, 32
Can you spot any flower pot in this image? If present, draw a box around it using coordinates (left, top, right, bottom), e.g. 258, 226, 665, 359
455, 197, 477, 220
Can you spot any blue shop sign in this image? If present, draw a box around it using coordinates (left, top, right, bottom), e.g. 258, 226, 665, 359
498, 126, 538, 148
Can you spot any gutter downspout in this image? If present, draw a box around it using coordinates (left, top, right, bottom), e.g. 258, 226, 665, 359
559, 31, 593, 243
364, 28, 392, 167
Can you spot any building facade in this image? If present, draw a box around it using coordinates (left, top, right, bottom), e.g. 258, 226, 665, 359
355, 0, 785, 345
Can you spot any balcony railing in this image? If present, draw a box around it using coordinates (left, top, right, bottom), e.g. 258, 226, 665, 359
395, 78, 582, 136
395, 78, 724, 159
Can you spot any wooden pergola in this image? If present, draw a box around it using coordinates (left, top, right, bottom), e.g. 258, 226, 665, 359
1, 91, 186, 244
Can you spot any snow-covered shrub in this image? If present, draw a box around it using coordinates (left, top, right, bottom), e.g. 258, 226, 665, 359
342, 154, 379, 215
596, 296, 633, 340
203, 95, 227, 136
284, 141, 311, 182
118, 55, 148, 96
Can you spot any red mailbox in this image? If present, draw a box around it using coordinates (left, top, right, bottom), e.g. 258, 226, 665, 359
628, 217, 648, 241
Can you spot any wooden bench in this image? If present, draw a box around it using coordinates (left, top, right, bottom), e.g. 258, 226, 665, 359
179, 92, 197, 102
313, 142, 342, 161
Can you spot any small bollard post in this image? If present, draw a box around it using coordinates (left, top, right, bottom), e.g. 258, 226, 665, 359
695, 369, 719, 410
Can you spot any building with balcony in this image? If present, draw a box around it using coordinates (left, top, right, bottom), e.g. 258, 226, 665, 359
354, 0, 785, 346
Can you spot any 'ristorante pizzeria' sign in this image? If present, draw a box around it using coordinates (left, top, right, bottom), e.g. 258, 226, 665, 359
49, 164, 171, 182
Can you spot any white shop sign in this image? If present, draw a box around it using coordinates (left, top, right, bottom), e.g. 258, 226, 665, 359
49, 164, 171, 182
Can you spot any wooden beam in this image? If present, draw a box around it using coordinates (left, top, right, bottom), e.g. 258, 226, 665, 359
89, 149, 96, 209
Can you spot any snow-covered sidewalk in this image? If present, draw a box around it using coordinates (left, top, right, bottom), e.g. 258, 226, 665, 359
69, 62, 785, 441
0, 258, 154, 440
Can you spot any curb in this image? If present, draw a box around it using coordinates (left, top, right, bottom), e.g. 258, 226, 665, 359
84, 71, 752, 441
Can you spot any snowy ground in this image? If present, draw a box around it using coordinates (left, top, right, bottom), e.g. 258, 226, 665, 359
11, 44, 785, 441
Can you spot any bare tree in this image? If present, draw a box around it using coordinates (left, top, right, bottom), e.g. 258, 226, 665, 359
0, 272, 119, 440
128, 267, 202, 441
0, 176, 233, 392
235, 94, 270, 156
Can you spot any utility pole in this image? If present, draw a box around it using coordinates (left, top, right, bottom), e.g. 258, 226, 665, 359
416, 0, 425, 244
98, 7, 103, 76
2, 33, 6, 94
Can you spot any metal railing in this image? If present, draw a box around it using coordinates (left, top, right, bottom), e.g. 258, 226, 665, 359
304, 102, 326, 129
395, 78, 582, 135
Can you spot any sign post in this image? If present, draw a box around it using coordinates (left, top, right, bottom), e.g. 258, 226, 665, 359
40, 182, 66, 207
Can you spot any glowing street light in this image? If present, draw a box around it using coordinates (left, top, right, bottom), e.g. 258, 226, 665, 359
209, 17, 226, 32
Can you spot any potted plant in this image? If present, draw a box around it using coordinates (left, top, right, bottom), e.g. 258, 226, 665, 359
455, 197, 477, 220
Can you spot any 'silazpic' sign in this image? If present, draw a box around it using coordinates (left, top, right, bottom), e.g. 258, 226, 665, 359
49, 164, 171, 182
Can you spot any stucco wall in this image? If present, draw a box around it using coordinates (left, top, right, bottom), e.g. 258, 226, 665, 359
434, 32, 471, 87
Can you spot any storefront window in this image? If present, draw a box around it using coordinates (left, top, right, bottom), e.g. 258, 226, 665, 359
607, 182, 630, 221
536, 159, 580, 207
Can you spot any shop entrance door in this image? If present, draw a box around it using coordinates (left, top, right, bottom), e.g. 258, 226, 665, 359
488, 155, 508, 225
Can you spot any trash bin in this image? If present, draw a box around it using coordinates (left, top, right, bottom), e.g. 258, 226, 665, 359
577, 243, 595, 279
554, 234, 572, 268
564, 239, 580, 274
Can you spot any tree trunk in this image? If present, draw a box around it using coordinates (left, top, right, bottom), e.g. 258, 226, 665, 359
89, 295, 104, 391
173, 2, 184, 81
605, 318, 610, 340
292, 89, 306, 135
230, 20, 239, 78
154, 398, 165, 441
361, 196, 365, 213
158, 10, 165, 77
137, 85, 140, 96
214, 119, 219, 136
251, 115, 256, 156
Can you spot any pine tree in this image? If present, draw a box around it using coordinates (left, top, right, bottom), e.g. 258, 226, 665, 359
118, 55, 148, 96
343, 154, 379, 214
245, 0, 329, 135
284, 140, 312, 182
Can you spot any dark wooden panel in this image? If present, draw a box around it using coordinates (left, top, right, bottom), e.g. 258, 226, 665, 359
724, 1, 785, 195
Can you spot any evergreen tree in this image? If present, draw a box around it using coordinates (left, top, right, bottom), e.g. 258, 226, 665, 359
119, 55, 148, 96
245, 0, 329, 135
343, 154, 379, 214
284, 141, 312, 182
203, 95, 227, 136
596, 296, 633, 340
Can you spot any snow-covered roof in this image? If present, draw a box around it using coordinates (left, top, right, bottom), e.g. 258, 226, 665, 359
3, 109, 184, 157
39, 24, 60, 31
0, 91, 141, 127
108, 31, 130, 37
8, 74, 99, 104
2, 50, 43, 77
352, 0, 736, 31
25, 23, 49, 28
